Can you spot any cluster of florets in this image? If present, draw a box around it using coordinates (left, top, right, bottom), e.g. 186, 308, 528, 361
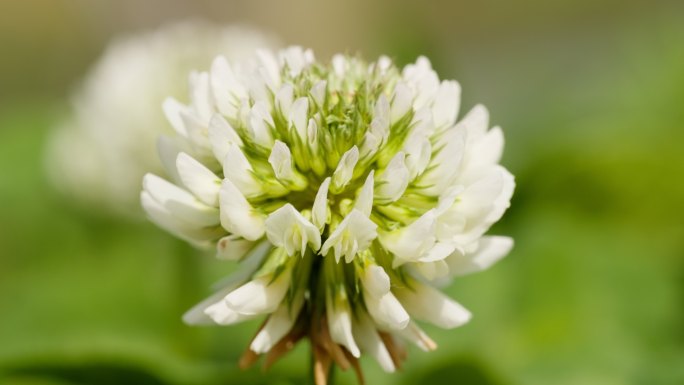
142, 46, 514, 383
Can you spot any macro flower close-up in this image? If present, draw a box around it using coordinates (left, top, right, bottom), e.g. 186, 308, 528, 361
141, 46, 514, 383
4, 2, 683, 385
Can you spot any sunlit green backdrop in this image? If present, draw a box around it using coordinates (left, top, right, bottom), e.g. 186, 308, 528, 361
1, 1, 683, 384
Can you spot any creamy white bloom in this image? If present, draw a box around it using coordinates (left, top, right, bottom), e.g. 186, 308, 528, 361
222, 143, 262, 197
219, 179, 265, 241
320, 210, 378, 263
183, 241, 271, 324
142, 47, 514, 380
360, 265, 409, 330
216, 234, 256, 260
374, 152, 409, 204
46, 21, 278, 215
352, 310, 396, 372
251, 291, 305, 353
394, 278, 472, 329
331, 146, 360, 193
378, 210, 437, 267
396, 321, 437, 352
265, 204, 321, 256
327, 287, 361, 358
446, 236, 514, 277
312, 177, 331, 231
143, 173, 220, 227
176, 152, 221, 206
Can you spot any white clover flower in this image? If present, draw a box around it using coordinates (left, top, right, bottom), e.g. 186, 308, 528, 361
142, 47, 515, 383
46, 21, 278, 215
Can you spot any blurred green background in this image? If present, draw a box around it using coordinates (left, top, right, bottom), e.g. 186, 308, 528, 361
1, 0, 683, 384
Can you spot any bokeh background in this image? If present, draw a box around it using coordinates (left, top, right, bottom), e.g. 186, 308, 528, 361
1, 1, 683, 384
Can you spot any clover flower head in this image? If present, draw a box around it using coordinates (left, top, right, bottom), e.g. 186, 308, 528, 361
142, 46, 515, 384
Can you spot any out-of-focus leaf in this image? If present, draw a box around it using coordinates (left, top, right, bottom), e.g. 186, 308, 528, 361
401, 356, 508, 385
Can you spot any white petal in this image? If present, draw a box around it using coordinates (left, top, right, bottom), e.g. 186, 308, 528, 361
312, 177, 331, 231
447, 236, 513, 276
156, 135, 180, 183
402, 56, 432, 82
331, 146, 359, 192
332, 54, 347, 76
257, 49, 282, 89
210, 241, 272, 291
248, 101, 274, 147
224, 271, 291, 315
366, 287, 410, 331
245, 69, 271, 104
361, 266, 409, 330
307, 117, 319, 147
222, 143, 261, 198
390, 82, 413, 124
140, 191, 219, 247
265, 204, 321, 256
410, 106, 435, 138
359, 132, 382, 160
402, 134, 432, 180
189, 71, 214, 122
352, 311, 396, 372
250, 292, 305, 354
176, 152, 221, 207
403, 57, 439, 110
435, 185, 464, 216
184, 288, 237, 326
177, 108, 209, 150
361, 265, 390, 297
216, 234, 256, 261
459, 104, 489, 143
143, 173, 219, 227
375, 152, 409, 204
289, 97, 309, 139
378, 210, 436, 267
354, 171, 375, 217
432, 80, 461, 129
280, 46, 313, 77
219, 179, 265, 241
204, 300, 257, 325
416, 128, 466, 196
321, 209, 377, 263
412, 260, 450, 281
327, 289, 360, 357
275, 84, 294, 116
396, 321, 437, 352
210, 56, 246, 117
377, 56, 392, 73
490, 166, 515, 223
394, 280, 471, 329
448, 166, 514, 246
434, 183, 474, 243
310, 80, 327, 106
269, 141, 293, 179
374, 94, 390, 127
162, 97, 190, 136
208, 114, 243, 162
466, 126, 504, 171
369, 94, 389, 143
418, 242, 458, 263
183, 243, 270, 325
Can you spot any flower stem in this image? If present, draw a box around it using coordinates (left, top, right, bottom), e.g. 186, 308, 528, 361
309, 346, 336, 385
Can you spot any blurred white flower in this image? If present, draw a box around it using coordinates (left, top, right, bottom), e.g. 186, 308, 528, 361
46, 20, 278, 215
143, 47, 515, 383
